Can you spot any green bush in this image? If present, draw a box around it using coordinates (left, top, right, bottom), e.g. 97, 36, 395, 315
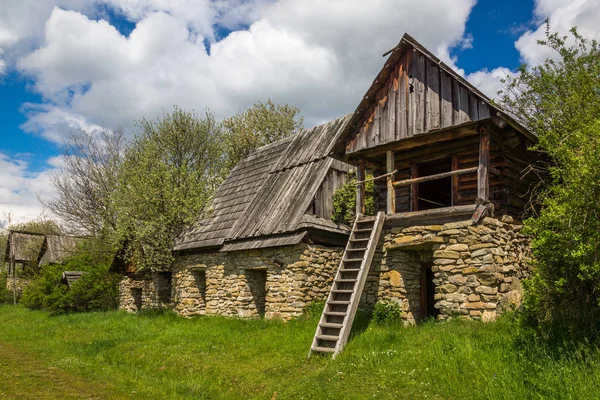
373, 301, 403, 324
332, 171, 375, 225
21, 253, 119, 313
498, 28, 600, 341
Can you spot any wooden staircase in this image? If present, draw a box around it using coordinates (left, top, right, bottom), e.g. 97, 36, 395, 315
309, 211, 385, 358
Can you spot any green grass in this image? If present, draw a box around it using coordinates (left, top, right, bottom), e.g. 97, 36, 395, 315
0, 305, 599, 399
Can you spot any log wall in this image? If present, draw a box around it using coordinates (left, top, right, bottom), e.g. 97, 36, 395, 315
371, 130, 538, 219
346, 49, 492, 154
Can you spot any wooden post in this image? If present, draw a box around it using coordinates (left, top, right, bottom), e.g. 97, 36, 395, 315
478, 129, 490, 201
356, 161, 366, 216
10, 233, 16, 305
410, 163, 419, 212
451, 156, 459, 206
386, 151, 395, 214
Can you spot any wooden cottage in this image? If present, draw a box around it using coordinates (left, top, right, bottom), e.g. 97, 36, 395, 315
309, 33, 538, 357
118, 117, 355, 317
118, 33, 538, 356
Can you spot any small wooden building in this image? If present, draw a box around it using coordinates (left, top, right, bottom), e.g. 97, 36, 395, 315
4, 231, 85, 298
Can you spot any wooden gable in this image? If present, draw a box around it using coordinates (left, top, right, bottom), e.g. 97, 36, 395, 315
341, 33, 513, 156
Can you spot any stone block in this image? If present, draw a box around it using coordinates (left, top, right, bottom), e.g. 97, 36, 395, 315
443, 220, 474, 230
433, 250, 461, 259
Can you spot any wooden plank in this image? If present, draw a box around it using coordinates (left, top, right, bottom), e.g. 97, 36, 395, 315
386, 80, 396, 143
440, 71, 453, 128
468, 93, 479, 121
393, 166, 478, 187
412, 52, 426, 135
356, 161, 366, 216
405, 50, 414, 138
395, 60, 408, 140
478, 130, 490, 201
427, 60, 441, 131
386, 151, 396, 214
458, 84, 470, 123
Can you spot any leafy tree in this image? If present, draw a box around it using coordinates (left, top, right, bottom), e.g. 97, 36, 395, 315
113, 107, 224, 271
332, 172, 375, 225
44, 128, 125, 236
223, 99, 303, 171
499, 25, 600, 340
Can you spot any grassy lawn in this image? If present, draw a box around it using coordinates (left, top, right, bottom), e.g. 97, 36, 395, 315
0, 305, 599, 399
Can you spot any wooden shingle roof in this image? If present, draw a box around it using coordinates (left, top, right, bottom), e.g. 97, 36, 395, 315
175, 114, 353, 252
39, 235, 85, 266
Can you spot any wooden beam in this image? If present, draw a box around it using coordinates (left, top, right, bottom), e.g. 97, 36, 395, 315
346, 122, 480, 159
386, 151, 395, 214
410, 163, 418, 212
478, 129, 490, 201
393, 166, 478, 188
384, 204, 478, 226
452, 156, 459, 206
356, 160, 366, 216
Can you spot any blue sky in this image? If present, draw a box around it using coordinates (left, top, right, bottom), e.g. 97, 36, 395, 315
0, 0, 595, 224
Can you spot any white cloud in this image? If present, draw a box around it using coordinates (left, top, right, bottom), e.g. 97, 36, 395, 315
515, 0, 600, 67
0, 153, 57, 226
464, 0, 600, 99
13, 0, 476, 138
466, 67, 515, 99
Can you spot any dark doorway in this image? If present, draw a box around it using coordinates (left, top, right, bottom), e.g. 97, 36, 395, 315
131, 287, 143, 311
416, 158, 452, 210
246, 270, 267, 317
156, 272, 172, 303
420, 262, 439, 320
192, 270, 207, 304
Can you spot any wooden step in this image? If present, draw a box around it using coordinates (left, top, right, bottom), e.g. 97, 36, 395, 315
350, 238, 369, 242
354, 228, 373, 233
331, 289, 354, 294
324, 311, 347, 317
320, 322, 343, 329
340, 268, 360, 272
347, 248, 368, 252
328, 300, 350, 305
336, 279, 357, 283
343, 258, 364, 263
317, 334, 339, 341
313, 346, 336, 354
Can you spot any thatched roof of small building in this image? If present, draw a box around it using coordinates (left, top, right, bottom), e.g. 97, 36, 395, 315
3, 231, 45, 263
4, 231, 85, 266
61, 271, 85, 287
39, 235, 85, 266
175, 114, 353, 252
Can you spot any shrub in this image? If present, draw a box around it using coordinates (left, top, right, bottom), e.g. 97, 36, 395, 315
21, 252, 119, 313
373, 301, 403, 324
332, 172, 375, 225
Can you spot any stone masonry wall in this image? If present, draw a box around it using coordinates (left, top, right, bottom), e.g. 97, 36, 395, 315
119, 272, 172, 312
172, 243, 342, 320
363, 216, 531, 324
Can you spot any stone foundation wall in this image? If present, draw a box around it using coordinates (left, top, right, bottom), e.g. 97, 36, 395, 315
363, 216, 531, 324
172, 244, 342, 320
118, 272, 172, 312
